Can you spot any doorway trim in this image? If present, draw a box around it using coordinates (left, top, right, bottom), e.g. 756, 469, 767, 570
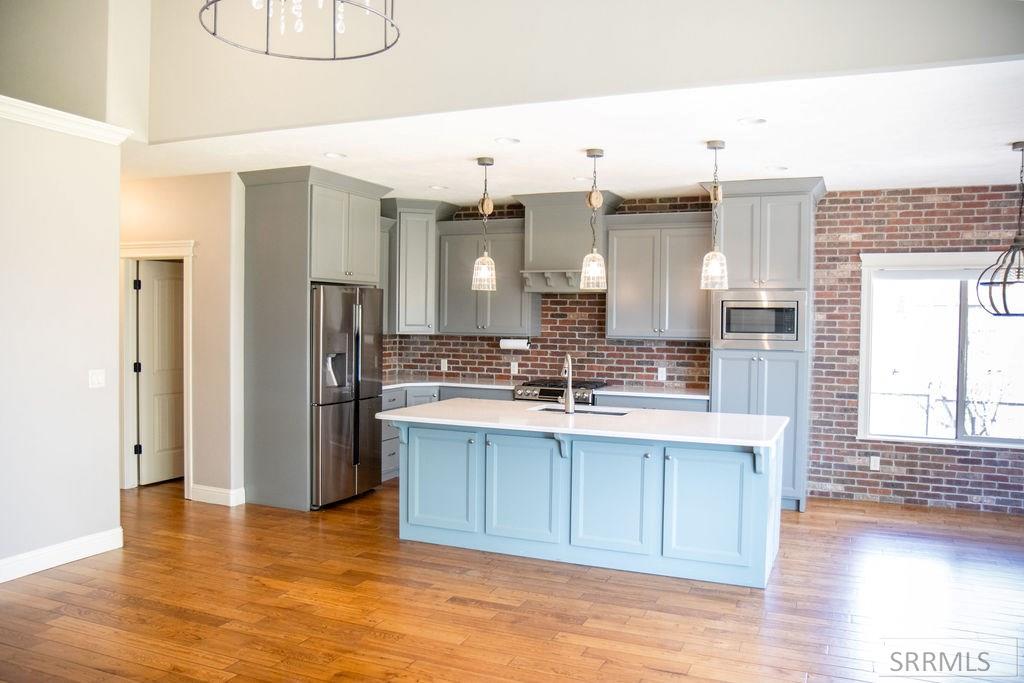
119, 240, 195, 499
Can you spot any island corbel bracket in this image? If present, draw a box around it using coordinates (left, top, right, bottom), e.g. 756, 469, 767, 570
392, 422, 410, 445
554, 434, 570, 459
752, 446, 768, 474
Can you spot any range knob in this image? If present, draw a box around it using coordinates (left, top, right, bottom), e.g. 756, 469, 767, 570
515, 389, 523, 396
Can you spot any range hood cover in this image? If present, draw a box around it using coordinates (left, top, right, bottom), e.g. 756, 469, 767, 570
514, 191, 622, 293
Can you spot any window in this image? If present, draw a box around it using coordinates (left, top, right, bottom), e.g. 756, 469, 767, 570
860, 253, 1024, 447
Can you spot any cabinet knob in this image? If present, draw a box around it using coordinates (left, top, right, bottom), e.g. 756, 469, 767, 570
431, 393, 438, 398
427, 324, 433, 328
665, 454, 673, 461
486, 440, 493, 447
468, 438, 475, 444
643, 452, 651, 459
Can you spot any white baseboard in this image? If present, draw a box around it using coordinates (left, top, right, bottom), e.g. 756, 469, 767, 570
190, 484, 245, 507
0, 527, 124, 584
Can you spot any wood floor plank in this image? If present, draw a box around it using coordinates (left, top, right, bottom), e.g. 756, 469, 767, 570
0, 480, 1021, 682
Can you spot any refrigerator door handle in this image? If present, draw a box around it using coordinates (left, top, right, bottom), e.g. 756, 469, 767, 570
352, 303, 362, 465
311, 407, 322, 504
311, 285, 323, 403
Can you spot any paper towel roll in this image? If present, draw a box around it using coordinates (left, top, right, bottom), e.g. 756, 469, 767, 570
499, 338, 531, 351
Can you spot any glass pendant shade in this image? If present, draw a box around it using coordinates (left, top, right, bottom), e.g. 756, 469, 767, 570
700, 250, 729, 290
471, 251, 497, 291
580, 248, 608, 291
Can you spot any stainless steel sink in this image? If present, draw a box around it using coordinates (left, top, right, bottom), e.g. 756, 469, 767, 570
531, 405, 630, 416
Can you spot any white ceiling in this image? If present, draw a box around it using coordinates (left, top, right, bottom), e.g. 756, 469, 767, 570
124, 60, 1024, 203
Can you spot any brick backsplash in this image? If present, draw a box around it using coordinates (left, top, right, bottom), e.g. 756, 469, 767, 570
385, 293, 709, 390
391, 186, 1024, 514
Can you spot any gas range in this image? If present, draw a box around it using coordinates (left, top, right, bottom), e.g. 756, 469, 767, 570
513, 378, 608, 405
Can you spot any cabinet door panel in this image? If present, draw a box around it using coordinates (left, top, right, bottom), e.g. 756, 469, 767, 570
398, 212, 437, 334
482, 233, 533, 335
485, 435, 562, 543
407, 428, 480, 532
761, 195, 811, 289
406, 386, 439, 406
663, 448, 752, 566
438, 234, 483, 334
758, 352, 808, 501
711, 350, 759, 415
310, 185, 349, 281
661, 227, 711, 339
720, 197, 760, 289
571, 441, 656, 555
344, 194, 381, 284
607, 230, 661, 338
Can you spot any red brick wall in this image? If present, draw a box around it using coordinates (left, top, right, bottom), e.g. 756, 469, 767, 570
812, 185, 1023, 513
388, 186, 1024, 513
385, 294, 709, 390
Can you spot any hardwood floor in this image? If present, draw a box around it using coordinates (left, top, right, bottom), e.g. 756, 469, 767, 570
1, 482, 1022, 682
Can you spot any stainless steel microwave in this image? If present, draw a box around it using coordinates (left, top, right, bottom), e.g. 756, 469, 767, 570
711, 290, 809, 351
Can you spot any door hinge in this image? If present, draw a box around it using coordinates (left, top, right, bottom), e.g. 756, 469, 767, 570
133, 361, 142, 373
132, 279, 142, 290
133, 444, 142, 455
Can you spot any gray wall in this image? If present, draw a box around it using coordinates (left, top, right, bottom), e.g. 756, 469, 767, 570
0, 114, 122, 561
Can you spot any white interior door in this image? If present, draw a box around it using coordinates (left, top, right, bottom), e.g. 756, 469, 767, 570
137, 260, 184, 485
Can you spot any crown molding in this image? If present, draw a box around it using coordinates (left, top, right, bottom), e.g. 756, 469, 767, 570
0, 95, 132, 145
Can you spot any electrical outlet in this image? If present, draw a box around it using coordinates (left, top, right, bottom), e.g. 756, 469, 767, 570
657, 367, 667, 382
88, 369, 106, 389
869, 455, 881, 471
440, 359, 448, 372
510, 361, 519, 375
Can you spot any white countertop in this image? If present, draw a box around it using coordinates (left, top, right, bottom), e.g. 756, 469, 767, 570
377, 398, 786, 449
382, 376, 709, 401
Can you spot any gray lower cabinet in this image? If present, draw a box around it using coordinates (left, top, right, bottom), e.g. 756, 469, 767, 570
711, 349, 808, 510
381, 437, 400, 481
592, 394, 709, 412
606, 214, 711, 340
438, 386, 513, 401
437, 221, 540, 336
406, 386, 440, 406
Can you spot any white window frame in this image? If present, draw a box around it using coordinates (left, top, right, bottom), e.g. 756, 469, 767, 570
858, 251, 1024, 450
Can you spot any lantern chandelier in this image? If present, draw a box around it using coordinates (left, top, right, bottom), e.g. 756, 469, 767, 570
700, 140, 729, 290
580, 149, 608, 291
471, 157, 497, 292
977, 141, 1024, 316
199, 0, 399, 61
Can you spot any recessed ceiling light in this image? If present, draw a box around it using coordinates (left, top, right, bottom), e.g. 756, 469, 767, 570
494, 137, 520, 145
771, 165, 789, 171
572, 176, 590, 182
737, 117, 768, 125
428, 185, 448, 190
323, 152, 347, 159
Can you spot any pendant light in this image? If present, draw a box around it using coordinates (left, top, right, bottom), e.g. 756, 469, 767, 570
977, 142, 1024, 316
471, 157, 497, 292
700, 140, 729, 290
580, 148, 608, 291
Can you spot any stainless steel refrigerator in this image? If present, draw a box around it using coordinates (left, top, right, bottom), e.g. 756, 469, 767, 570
310, 284, 383, 508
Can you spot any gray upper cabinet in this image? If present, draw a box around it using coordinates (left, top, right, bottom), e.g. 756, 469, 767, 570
605, 213, 711, 340
380, 217, 396, 334
382, 199, 459, 335
711, 348, 808, 509
437, 220, 541, 336
606, 229, 661, 338
309, 183, 382, 285
719, 196, 760, 289
717, 178, 825, 290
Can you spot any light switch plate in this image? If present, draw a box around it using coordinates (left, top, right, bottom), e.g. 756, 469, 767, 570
88, 369, 106, 389
869, 455, 881, 471
510, 361, 519, 375
440, 359, 448, 372
657, 367, 667, 382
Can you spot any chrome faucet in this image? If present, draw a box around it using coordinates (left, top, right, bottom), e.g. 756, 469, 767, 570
561, 353, 575, 414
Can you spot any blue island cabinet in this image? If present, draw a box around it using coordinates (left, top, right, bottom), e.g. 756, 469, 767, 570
396, 424, 782, 588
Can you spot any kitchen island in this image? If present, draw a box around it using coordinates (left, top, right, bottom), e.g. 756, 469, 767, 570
377, 398, 788, 588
